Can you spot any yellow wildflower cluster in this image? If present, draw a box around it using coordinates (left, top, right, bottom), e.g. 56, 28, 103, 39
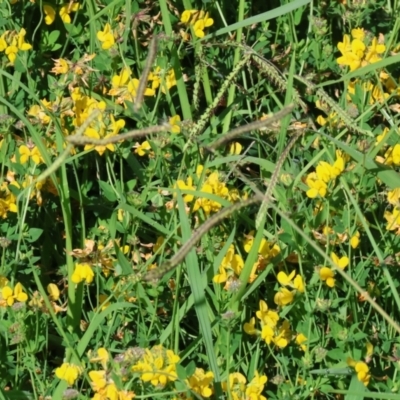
108, 66, 177, 107
220, 371, 268, 400
70, 88, 125, 155
244, 300, 292, 349
384, 188, 400, 233
274, 270, 304, 306
0, 180, 18, 218
0, 28, 32, 65
347, 358, 371, 386
213, 234, 281, 290
305, 150, 346, 198
69, 239, 129, 279
180, 10, 214, 38
243, 231, 281, 282
89, 348, 135, 400
312, 225, 360, 249
176, 167, 245, 216
97, 23, 115, 50
337, 28, 385, 71
43, 3, 79, 25
213, 244, 244, 288
131, 345, 180, 388
55, 362, 83, 386
319, 252, 349, 287
29, 283, 66, 314
185, 368, 214, 398
0, 282, 28, 307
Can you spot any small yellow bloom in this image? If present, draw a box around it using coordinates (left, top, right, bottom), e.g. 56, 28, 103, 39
331, 252, 349, 269
256, 300, 279, 328
351, 28, 365, 41
296, 333, 307, 351
320, 267, 335, 287
89, 370, 107, 391
243, 317, 258, 335
47, 283, 60, 301
90, 347, 109, 369
19, 145, 44, 165
134, 140, 152, 157
44, 5, 56, 25
71, 263, 94, 284
2, 282, 28, 306
169, 115, 181, 134
180, 10, 197, 24
347, 358, 371, 386
51, 58, 69, 74
55, 362, 82, 386
350, 231, 360, 249
97, 23, 115, 50
59, 2, 79, 24
274, 287, 295, 306
261, 324, 274, 344
229, 142, 242, 155
176, 176, 195, 202
277, 270, 296, 286
186, 368, 214, 398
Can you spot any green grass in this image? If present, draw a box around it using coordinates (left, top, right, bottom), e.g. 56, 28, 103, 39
1, 1, 400, 399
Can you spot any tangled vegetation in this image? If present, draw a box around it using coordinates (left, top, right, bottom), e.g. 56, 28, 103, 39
2, 0, 400, 399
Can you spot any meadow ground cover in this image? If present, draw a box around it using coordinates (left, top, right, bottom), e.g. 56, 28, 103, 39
2, 0, 400, 399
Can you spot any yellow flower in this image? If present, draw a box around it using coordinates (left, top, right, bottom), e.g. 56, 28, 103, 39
229, 142, 243, 154
71, 263, 94, 284
132, 345, 180, 388
83, 127, 115, 156
176, 176, 195, 202
55, 362, 82, 386
384, 144, 400, 165
261, 324, 274, 345
0, 32, 7, 52
305, 172, 327, 198
47, 283, 60, 301
320, 267, 335, 287
273, 320, 291, 348
97, 23, 115, 50
274, 287, 295, 306
134, 140, 152, 157
277, 270, 296, 286
51, 58, 69, 74
90, 347, 109, 369
44, 5, 56, 25
245, 371, 267, 400
59, 2, 79, 24
186, 368, 214, 398
5, 39, 18, 64
243, 317, 258, 335
347, 358, 371, 386
193, 13, 214, 38
89, 370, 107, 392
180, 10, 197, 24
2, 282, 28, 306
221, 372, 247, 398
365, 37, 386, 64
296, 333, 307, 351
169, 115, 181, 134
0, 275, 9, 288
256, 300, 279, 328
17, 28, 32, 52
351, 28, 365, 40
19, 144, 44, 165
384, 208, 400, 233
331, 252, 349, 269
350, 231, 360, 249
